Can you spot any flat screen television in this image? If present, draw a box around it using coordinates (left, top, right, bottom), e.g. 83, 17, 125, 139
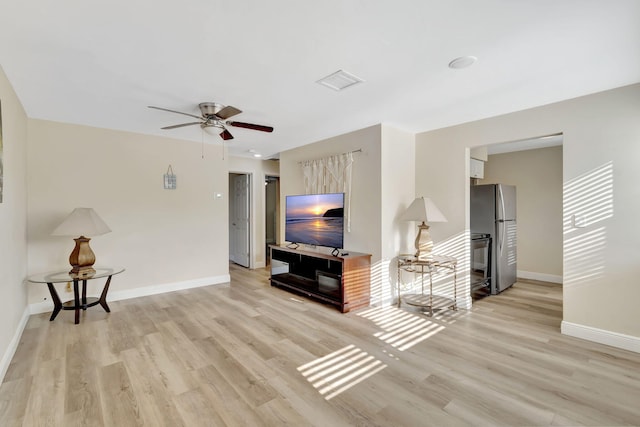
285, 193, 345, 249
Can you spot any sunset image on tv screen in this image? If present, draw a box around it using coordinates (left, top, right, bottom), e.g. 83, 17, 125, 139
285, 193, 344, 248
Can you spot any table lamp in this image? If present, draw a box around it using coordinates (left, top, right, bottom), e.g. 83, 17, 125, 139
52, 208, 111, 275
400, 197, 447, 260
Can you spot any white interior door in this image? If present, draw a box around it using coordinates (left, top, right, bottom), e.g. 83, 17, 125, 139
229, 173, 250, 267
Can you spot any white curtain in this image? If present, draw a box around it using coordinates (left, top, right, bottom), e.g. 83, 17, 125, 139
301, 152, 354, 231
302, 159, 324, 194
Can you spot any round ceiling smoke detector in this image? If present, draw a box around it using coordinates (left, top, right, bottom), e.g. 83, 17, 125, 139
448, 56, 477, 69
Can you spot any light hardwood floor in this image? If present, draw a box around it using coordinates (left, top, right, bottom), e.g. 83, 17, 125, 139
2, 265, 640, 426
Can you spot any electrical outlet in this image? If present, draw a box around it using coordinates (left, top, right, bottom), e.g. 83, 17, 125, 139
66, 281, 72, 292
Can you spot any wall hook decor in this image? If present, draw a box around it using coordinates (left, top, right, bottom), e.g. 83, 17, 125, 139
164, 165, 177, 190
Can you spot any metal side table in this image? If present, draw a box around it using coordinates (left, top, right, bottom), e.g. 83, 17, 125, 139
397, 255, 457, 316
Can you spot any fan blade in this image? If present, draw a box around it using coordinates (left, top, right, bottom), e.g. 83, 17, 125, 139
161, 122, 203, 130
215, 105, 242, 119
226, 121, 274, 133
220, 129, 234, 140
148, 106, 203, 120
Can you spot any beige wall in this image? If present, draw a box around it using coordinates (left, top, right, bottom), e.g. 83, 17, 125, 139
280, 125, 383, 259
279, 125, 417, 305
228, 156, 279, 268
27, 120, 230, 304
381, 126, 416, 258
481, 146, 563, 281
417, 83, 640, 342
0, 66, 28, 379
379, 126, 416, 304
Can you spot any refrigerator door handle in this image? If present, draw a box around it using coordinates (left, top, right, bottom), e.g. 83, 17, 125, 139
498, 185, 506, 221
497, 185, 506, 257
498, 220, 505, 256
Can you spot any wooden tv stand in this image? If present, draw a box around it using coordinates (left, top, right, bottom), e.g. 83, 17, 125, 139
269, 245, 371, 313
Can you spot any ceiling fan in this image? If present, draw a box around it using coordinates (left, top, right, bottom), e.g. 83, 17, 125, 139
148, 102, 274, 140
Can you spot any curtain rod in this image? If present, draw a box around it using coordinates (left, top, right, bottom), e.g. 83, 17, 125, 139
298, 148, 362, 164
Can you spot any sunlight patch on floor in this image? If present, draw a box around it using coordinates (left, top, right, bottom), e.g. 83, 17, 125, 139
297, 344, 387, 400
357, 306, 446, 351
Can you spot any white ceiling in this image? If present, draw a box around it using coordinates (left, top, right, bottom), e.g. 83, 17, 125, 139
1, 1, 639, 159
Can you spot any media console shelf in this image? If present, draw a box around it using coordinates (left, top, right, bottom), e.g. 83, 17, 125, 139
269, 245, 371, 313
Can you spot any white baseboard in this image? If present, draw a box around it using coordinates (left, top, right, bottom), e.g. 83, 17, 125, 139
561, 321, 640, 353
110, 274, 230, 301
0, 307, 31, 384
517, 270, 563, 284
29, 274, 231, 315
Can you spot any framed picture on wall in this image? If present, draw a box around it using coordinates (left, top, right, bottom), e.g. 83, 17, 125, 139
163, 164, 176, 190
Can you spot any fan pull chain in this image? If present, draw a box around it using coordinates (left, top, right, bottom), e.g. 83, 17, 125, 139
201, 128, 205, 159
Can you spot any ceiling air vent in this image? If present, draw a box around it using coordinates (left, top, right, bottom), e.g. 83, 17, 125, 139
316, 69, 364, 91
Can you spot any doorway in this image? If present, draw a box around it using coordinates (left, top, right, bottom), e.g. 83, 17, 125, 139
469, 135, 564, 300
265, 175, 279, 265
229, 173, 251, 268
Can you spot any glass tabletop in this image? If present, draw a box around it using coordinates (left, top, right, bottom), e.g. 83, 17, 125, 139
28, 267, 125, 283
398, 254, 457, 266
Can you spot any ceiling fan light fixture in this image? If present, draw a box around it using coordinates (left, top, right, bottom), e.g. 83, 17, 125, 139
317, 69, 364, 91
150, 102, 271, 141
448, 56, 477, 69
201, 123, 223, 135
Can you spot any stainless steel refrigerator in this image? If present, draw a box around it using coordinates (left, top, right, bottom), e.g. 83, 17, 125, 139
470, 184, 517, 294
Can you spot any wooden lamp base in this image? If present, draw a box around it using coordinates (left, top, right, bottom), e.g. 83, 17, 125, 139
69, 236, 97, 276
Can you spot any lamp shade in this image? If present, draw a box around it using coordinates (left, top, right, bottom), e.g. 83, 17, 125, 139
52, 208, 111, 237
400, 197, 447, 223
